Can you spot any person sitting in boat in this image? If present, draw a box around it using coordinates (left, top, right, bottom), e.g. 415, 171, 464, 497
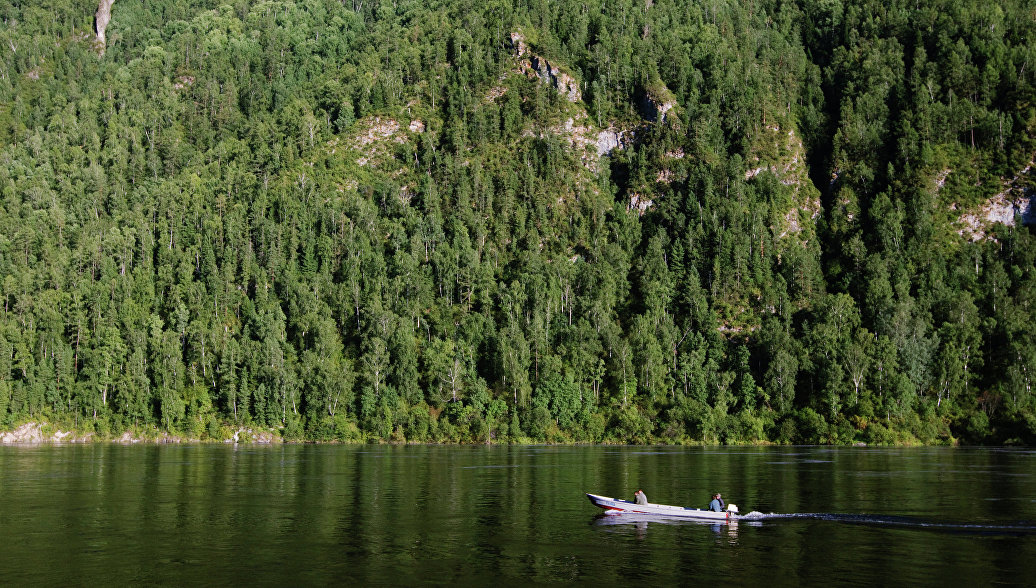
634, 490, 648, 505
709, 493, 725, 512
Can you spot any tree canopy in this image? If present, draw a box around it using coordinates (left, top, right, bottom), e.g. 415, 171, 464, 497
0, 0, 1034, 444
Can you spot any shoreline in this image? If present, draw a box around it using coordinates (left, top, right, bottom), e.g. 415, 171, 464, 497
0, 421, 980, 446
0, 421, 281, 445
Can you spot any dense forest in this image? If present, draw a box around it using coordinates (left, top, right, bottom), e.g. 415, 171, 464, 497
0, 0, 1034, 444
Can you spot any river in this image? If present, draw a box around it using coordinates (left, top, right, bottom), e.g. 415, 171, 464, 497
0, 445, 1033, 586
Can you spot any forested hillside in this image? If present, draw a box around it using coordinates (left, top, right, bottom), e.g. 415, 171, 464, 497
1, 0, 1034, 444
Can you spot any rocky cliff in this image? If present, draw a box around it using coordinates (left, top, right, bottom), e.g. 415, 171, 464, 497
94, 0, 115, 55
956, 158, 1036, 241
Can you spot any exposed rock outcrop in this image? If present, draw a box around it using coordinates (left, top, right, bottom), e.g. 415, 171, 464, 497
0, 422, 90, 443
509, 32, 528, 57
523, 55, 581, 102
0, 422, 44, 443
629, 192, 653, 215
528, 116, 637, 172
95, 0, 115, 55
492, 31, 648, 178
227, 428, 277, 444
116, 431, 143, 443
956, 159, 1036, 241
595, 127, 634, 156
959, 192, 1035, 241
508, 32, 581, 103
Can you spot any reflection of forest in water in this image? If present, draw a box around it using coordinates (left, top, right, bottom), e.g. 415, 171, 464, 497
0, 445, 1034, 585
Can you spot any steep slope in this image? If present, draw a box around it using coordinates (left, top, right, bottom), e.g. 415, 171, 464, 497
0, 0, 1033, 446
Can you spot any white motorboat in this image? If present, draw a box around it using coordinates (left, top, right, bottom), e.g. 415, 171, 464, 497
586, 493, 738, 521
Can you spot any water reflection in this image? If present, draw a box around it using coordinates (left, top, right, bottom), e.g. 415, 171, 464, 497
716, 519, 739, 543
1, 445, 1035, 585
592, 513, 741, 544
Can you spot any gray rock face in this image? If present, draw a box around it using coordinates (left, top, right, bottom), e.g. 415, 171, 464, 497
596, 129, 634, 156
980, 189, 1035, 228
959, 191, 1035, 241
596, 131, 620, 156
0, 422, 87, 443
539, 57, 557, 78
953, 160, 1035, 241
987, 197, 1017, 225
526, 55, 581, 102
95, 0, 115, 55
509, 32, 528, 57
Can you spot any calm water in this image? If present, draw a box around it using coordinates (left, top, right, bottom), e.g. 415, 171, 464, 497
1, 445, 1034, 586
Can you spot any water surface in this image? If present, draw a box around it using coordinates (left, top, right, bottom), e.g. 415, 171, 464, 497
1, 445, 1034, 586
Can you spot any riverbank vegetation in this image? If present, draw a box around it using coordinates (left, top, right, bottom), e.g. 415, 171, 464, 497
1, 0, 1034, 445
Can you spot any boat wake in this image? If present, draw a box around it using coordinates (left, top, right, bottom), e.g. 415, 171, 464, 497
737, 511, 1036, 535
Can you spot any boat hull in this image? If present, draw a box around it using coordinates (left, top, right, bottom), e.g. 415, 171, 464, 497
586, 493, 733, 521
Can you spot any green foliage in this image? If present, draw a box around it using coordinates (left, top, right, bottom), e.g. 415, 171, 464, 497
0, 0, 1032, 445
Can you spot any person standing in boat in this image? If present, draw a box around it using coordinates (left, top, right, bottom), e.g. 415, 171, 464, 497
709, 493, 725, 512
634, 490, 648, 505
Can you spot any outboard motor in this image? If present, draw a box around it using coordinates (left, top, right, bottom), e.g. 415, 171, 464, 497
726, 504, 739, 514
